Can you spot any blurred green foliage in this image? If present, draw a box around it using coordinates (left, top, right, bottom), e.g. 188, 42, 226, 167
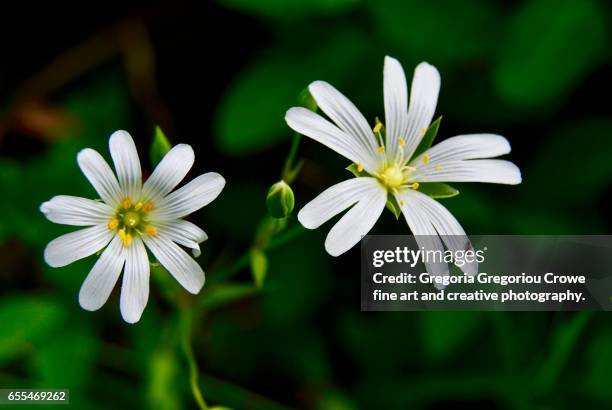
0, 0, 611, 409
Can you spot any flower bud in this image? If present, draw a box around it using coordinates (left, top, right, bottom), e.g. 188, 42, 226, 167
266, 180, 295, 218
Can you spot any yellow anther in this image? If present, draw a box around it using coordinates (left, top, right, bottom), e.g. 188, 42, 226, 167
107, 218, 119, 230
399, 200, 405, 206
421, 127, 427, 136
412, 182, 420, 189
377, 146, 385, 154
145, 226, 158, 236
134, 201, 143, 211
434, 164, 441, 171
357, 162, 363, 172
122, 198, 132, 209
398, 137, 405, 147
118, 228, 132, 248
143, 202, 155, 212
422, 155, 430, 164
373, 122, 382, 134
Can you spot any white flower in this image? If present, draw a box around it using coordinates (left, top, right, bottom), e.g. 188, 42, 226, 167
285, 56, 521, 277
40, 131, 225, 323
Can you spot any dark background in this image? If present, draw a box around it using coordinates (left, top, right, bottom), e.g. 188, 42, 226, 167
0, 0, 611, 409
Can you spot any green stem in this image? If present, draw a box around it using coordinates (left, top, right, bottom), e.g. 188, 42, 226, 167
180, 307, 208, 410
281, 132, 302, 182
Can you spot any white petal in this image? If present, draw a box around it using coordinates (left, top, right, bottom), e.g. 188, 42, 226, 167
78, 235, 126, 311
77, 148, 122, 207
395, 190, 448, 282
156, 220, 207, 255
411, 134, 511, 165
397, 189, 476, 275
152, 173, 225, 221
308, 81, 379, 160
40, 195, 113, 226
44, 224, 114, 267
109, 130, 142, 201
324, 183, 387, 256
411, 159, 522, 185
285, 107, 380, 174
120, 237, 149, 324
384, 56, 409, 162
142, 233, 204, 294
142, 144, 195, 203
298, 177, 384, 229
403, 62, 441, 161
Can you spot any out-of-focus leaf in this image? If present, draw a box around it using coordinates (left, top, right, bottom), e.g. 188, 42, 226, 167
30, 323, 99, 390
150, 126, 172, 167
200, 283, 258, 311
411, 116, 442, 159
418, 182, 459, 199
368, 0, 500, 64
587, 329, 612, 400
214, 30, 371, 155
421, 311, 482, 360
250, 248, 268, 288
215, 0, 356, 19
148, 344, 182, 410
207, 182, 267, 239
494, 0, 606, 107
0, 296, 66, 365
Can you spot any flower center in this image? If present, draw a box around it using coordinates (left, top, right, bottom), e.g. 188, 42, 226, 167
107, 199, 158, 247
380, 165, 405, 190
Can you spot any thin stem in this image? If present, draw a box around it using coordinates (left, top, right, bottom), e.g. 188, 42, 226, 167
267, 224, 305, 249
210, 251, 251, 283
180, 307, 208, 410
281, 132, 302, 182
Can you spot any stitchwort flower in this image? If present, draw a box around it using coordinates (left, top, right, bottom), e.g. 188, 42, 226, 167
285, 57, 521, 277
41, 131, 225, 323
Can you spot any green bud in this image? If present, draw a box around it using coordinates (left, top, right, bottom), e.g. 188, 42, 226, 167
150, 126, 172, 167
298, 89, 318, 112
266, 180, 295, 218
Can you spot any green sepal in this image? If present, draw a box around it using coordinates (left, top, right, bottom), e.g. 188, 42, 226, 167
385, 194, 402, 220
150, 126, 172, 167
411, 116, 442, 159
418, 182, 460, 199
346, 163, 369, 177
298, 89, 318, 112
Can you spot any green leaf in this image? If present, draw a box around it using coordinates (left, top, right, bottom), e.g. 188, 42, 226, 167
345, 163, 368, 177
199, 284, 259, 311
215, 0, 357, 19
250, 248, 268, 288
0, 297, 66, 365
214, 30, 370, 155
418, 182, 459, 199
385, 194, 402, 220
411, 116, 442, 159
494, 0, 606, 107
150, 126, 172, 167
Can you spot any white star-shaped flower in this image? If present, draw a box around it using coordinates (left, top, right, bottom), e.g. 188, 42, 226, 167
41, 130, 225, 323
285, 56, 521, 276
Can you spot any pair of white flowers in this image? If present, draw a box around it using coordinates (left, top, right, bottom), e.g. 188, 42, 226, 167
42, 56, 520, 323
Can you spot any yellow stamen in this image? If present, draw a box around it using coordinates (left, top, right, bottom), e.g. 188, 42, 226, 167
134, 201, 143, 211
421, 127, 427, 136
357, 162, 363, 172
422, 155, 430, 164
399, 200, 405, 206
377, 146, 385, 154
373, 122, 382, 134
145, 226, 158, 236
107, 218, 119, 230
118, 228, 132, 247
434, 164, 441, 171
143, 202, 155, 212
398, 137, 405, 147
122, 198, 132, 209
